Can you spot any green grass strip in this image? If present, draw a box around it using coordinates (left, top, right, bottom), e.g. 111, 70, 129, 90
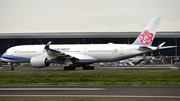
0, 72, 180, 85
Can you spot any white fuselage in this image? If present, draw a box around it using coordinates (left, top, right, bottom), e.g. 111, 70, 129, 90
1, 44, 152, 64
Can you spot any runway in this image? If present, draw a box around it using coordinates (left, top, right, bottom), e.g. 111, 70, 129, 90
0, 85, 180, 100
0, 65, 179, 73
1, 65, 179, 100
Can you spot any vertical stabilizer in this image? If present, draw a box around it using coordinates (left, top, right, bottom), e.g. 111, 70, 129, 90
133, 17, 161, 46
142, 54, 146, 59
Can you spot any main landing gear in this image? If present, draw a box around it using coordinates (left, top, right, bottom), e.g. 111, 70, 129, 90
9, 66, 14, 71
9, 63, 15, 71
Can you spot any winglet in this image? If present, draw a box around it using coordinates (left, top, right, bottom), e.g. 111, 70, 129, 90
45, 41, 52, 49
133, 17, 161, 46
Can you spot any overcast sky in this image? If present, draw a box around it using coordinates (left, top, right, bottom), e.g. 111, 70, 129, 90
0, 0, 180, 33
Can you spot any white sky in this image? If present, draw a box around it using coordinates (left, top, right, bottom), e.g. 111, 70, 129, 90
0, 0, 180, 33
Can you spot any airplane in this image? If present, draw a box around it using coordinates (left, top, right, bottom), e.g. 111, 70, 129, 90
115, 54, 163, 66
1, 17, 176, 70
119, 54, 147, 66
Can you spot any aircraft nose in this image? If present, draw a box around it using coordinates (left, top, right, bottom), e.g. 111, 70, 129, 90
1, 53, 11, 62
1, 54, 5, 61
1, 53, 6, 59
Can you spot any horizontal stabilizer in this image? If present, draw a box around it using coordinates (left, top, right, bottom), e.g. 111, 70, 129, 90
138, 46, 157, 50
157, 42, 177, 49
159, 46, 177, 49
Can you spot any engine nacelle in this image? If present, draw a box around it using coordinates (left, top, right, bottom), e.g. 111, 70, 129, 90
30, 56, 50, 68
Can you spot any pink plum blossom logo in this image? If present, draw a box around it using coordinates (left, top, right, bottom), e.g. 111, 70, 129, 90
139, 30, 154, 45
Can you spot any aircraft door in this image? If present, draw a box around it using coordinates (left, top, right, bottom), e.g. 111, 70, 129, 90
83, 48, 88, 55
119, 47, 123, 55
37, 48, 42, 55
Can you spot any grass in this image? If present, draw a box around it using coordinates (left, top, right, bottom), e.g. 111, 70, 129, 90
0, 72, 180, 85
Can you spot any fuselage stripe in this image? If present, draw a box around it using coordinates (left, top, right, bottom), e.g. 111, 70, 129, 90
1, 54, 30, 61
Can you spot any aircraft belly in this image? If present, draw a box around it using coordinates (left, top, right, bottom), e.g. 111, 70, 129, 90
73, 48, 150, 63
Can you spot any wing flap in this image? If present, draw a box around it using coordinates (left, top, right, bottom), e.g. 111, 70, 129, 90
72, 54, 95, 60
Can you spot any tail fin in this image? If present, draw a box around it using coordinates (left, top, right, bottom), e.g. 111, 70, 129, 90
133, 17, 161, 46
142, 54, 146, 59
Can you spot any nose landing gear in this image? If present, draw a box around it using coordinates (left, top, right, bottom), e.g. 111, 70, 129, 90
9, 63, 15, 71
9, 66, 14, 71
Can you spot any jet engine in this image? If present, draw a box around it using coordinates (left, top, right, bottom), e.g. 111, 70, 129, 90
30, 56, 50, 68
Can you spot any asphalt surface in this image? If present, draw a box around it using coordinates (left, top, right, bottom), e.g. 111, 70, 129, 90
0, 85, 180, 100
0, 64, 179, 72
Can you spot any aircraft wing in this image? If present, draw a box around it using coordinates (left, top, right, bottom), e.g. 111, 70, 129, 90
45, 45, 73, 59
44, 41, 77, 60
44, 41, 95, 61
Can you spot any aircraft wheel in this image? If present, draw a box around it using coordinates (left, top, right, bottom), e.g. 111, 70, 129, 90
83, 66, 86, 70
90, 66, 94, 70
64, 66, 68, 70
70, 66, 75, 70
9, 67, 14, 71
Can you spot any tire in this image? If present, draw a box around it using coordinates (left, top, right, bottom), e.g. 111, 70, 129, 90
71, 67, 75, 70
64, 66, 68, 70
90, 66, 94, 70
9, 67, 14, 71
83, 66, 86, 70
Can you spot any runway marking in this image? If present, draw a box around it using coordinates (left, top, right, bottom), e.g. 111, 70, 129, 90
0, 88, 105, 91
0, 95, 180, 98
